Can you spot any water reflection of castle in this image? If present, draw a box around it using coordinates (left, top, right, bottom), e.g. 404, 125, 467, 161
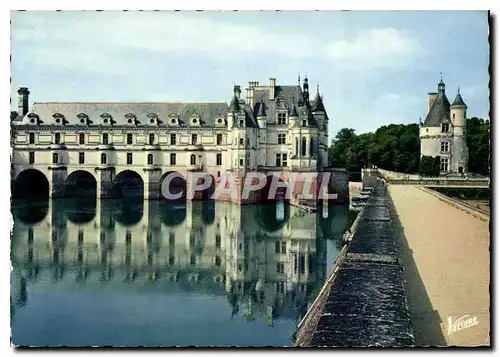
11, 198, 348, 323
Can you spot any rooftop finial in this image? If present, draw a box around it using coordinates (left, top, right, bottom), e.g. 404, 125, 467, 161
440, 72, 443, 82
317, 82, 320, 94
458, 85, 460, 94
298, 72, 301, 86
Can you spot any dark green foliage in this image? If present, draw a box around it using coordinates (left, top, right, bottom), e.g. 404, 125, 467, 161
466, 117, 490, 176
328, 118, 490, 177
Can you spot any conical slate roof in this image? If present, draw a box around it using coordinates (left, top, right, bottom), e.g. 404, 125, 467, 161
229, 94, 240, 112
257, 101, 267, 117
312, 92, 325, 112
422, 90, 451, 127
451, 92, 467, 107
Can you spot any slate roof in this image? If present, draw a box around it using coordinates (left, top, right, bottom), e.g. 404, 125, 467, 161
252, 86, 319, 127
422, 91, 451, 127
311, 92, 325, 112
256, 101, 267, 117
12, 102, 229, 127
451, 92, 467, 107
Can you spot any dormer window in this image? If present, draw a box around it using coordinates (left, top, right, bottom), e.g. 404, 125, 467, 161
442, 123, 450, 133
101, 113, 113, 125
27, 113, 39, 125
147, 113, 158, 125
302, 119, 307, 127
239, 119, 244, 127
77, 113, 89, 125
53, 113, 65, 125
277, 113, 287, 125
124, 113, 136, 126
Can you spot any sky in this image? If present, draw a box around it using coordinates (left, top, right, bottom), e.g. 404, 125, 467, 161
10, 11, 490, 137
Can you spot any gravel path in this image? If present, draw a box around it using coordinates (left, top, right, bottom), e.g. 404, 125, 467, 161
388, 185, 490, 347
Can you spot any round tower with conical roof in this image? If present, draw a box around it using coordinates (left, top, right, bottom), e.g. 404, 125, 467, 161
450, 87, 468, 173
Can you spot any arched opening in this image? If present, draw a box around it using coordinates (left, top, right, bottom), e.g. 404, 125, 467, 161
160, 171, 187, 201
65, 170, 96, 197
200, 174, 216, 225
256, 174, 290, 233
112, 198, 144, 227
13, 169, 49, 198
112, 170, 144, 198
11, 199, 49, 225
159, 200, 186, 227
301, 137, 307, 156
64, 196, 97, 224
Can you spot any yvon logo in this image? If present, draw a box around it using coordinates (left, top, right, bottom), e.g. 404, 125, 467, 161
447, 314, 479, 336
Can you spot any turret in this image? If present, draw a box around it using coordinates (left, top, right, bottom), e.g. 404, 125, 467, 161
18, 87, 30, 117
256, 100, 267, 129
451, 87, 467, 128
288, 103, 298, 128
302, 75, 309, 106
228, 94, 240, 129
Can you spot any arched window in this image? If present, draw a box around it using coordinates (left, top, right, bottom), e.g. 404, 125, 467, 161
310, 138, 315, 157
52, 153, 58, 164
101, 153, 107, 165
295, 137, 299, 156
190, 154, 196, 166
147, 154, 153, 165
301, 137, 307, 156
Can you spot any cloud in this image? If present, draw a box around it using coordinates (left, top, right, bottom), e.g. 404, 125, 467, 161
325, 28, 427, 69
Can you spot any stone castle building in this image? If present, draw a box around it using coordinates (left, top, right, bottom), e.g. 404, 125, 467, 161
419, 77, 469, 174
11, 76, 348, 203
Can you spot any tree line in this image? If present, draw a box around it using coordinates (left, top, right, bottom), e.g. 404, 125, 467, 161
328, 117, 490, 180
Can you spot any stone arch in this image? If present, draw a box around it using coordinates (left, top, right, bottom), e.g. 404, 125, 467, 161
112, 198, 144, 227
11, 199, 49, 225
160, 171, 187, 201
65, 170, 97, 197
64, 197, 96, 224
255, 174, 290, 233
13, 169, 49, 198
112, 170, 144, 198
159, 200, 186, 227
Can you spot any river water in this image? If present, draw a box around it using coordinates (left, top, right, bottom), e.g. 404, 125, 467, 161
10, 198, 351, 347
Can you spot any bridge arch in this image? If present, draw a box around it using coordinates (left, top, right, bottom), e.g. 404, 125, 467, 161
113, 170, 144, 198
13, 169, 49, 198
160, 171, 187, 201
65, 170, 97, 197
255, 174, 290, 233
64, 197, 97, 224
159, 200, 186, 227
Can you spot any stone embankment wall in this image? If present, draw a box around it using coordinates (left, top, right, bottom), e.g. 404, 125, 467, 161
294, 180, 415, 347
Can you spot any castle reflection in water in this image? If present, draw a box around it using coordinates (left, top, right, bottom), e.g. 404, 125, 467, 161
11, 198, 349, 324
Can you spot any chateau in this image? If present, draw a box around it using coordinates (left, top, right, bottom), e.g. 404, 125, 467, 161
10, 76, 347, 203
419, 77, 469, 174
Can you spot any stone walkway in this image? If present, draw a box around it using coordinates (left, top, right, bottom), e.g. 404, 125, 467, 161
388, 185, 490, 346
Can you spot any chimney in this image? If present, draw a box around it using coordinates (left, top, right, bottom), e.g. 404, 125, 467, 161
234, 85, 241, 100
18, 87, 30, 116
427, 92, 438, 113
269, 78, 276, 100
246, 82, 255, 107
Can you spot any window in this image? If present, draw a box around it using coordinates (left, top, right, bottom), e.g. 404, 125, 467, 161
54, 133, 61, 144
78, 230, 84, 244
149, 133, 155, 145
239, 158, 244, 166
441, 142, 449, 152
275, 241, 280, 253
215, 234, 221, 248
278, 134, 286, 144
79, 133, 85, 145
442, 123, 450, 133
52, 153, 58, 164
217, 134, 223, 145
190, 154, 196, 166
277, 262, 285, 274
29, 133, 35, 144
101, 153, 107, 165
192, 134, 198, 145
295, 137, 299, 156
127, 134, 133, 145
239, 138, 244, 146
301, 137, 307, 156
169, 232, 175, 245
440, 158, 449, 171
79, 152, 85, 164
102, 133, 108, 145
239, 119, 244, 127
147, 154, 153, 165
170, 153, 176, 165
126, 230, 132, 243
216, 153, 222, 166
170, 134, 176, 145
453, 113, 455, 119
282, 153, 288, 167
310, 138, 316, 156
282, 242, 286, 254
276, 153, 282, 167
29, 152, 35, 164
302, 119, 307, 127
127, 153, 133, 165
277, 113, 286, 125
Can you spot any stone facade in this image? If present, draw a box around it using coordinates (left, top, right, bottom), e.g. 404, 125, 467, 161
10, 77, 344, 202
419, 78, 469, 174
